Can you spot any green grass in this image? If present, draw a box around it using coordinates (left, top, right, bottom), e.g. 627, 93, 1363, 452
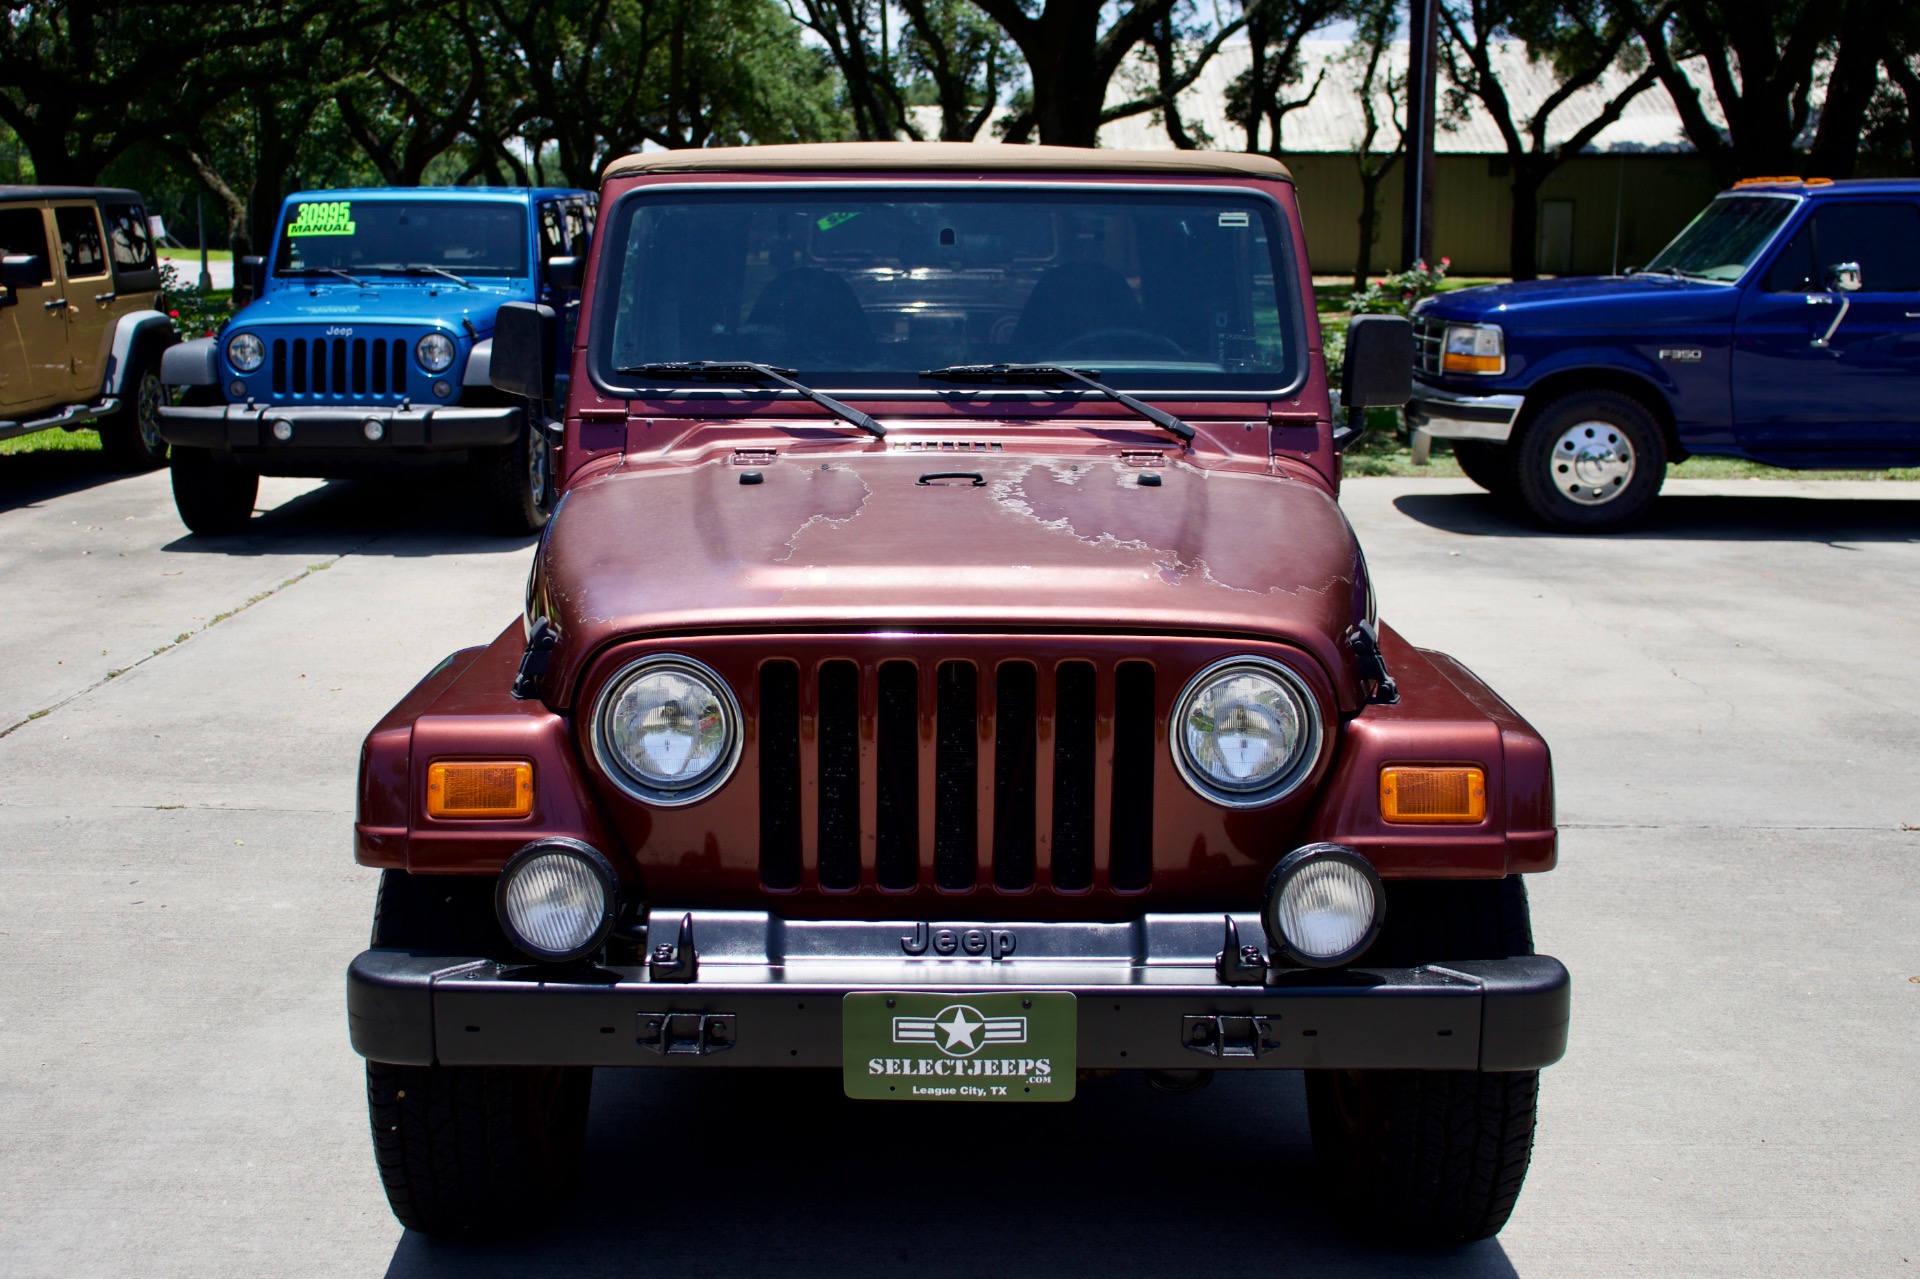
0, 427, 102, 456
158, 248, 234, 263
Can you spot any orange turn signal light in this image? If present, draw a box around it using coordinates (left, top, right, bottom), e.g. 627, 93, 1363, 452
427, 760, 534, 819
1441, 351, 1503, 375
1380, 766, 1486, 824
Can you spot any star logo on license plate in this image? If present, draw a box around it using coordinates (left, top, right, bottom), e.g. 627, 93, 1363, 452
892, 1004, 1027, 1058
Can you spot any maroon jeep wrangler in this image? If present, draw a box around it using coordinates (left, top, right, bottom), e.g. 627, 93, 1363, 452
347, 144, 1567, 1244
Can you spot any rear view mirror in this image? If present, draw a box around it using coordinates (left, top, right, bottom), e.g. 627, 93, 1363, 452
1826, 261, 1862, 294
545, 256, 581, 291
1, 254, 45, 288
236, 255, 266, 305
1335, 315, 1415, 450
490, 302, 557, 402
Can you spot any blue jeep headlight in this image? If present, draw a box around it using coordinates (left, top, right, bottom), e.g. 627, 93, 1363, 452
226, 333, 265, 373
416, 333, 456, 372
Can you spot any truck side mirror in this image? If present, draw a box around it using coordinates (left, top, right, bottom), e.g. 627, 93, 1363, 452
545, 256, 581, 291
1826, 261, 1862, 294
1, 254, 44, 289
236, 255, 266, 305
491, 301, 557, 402
1336, 314, 1414, 448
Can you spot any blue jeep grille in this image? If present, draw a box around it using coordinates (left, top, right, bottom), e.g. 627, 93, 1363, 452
268, 335, 410, 401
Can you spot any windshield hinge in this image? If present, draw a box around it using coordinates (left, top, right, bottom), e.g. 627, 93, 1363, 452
1119, 449, 1166, 467
732, 447, 778, 466
1347, 620, 1399, 706
512, 616, 559, 700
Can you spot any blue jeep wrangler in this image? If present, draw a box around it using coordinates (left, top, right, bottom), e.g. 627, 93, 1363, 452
157, 186, 594, 534
1406, 178, 1920, 530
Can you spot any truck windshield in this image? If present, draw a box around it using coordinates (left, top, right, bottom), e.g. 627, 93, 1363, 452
596, 188, 1301, 392
273, 200, 528, 278
1642, 195, 1797, 282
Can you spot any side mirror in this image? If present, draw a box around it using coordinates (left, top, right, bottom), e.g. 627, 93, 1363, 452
490, 301, 557, 401
1, 254, 45, 288
236, 255, 266, 305
1826, 261, 1862, 294
545, 256, 582, 291
1335, 315, 1415, 450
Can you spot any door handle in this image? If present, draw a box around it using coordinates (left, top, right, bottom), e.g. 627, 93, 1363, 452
43, 297, 66, 311
93, 291, 116, 304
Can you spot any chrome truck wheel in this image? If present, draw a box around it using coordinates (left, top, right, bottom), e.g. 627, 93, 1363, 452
1513, 390, 1666, 532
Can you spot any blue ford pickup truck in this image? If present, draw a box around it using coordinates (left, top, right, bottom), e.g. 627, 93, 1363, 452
1407, 178, 1920, 530
157, 186, 594, 534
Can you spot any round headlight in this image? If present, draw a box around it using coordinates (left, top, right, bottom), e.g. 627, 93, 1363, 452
496, 839, 618, 962
1171, 658, 1321, 806
416, 332, 456, 372
592, 656, 742, 805
1264, 844, 1383, 967
226, 333, 265, 372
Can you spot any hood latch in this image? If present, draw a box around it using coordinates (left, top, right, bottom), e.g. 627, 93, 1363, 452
1347, 620, 1400, 705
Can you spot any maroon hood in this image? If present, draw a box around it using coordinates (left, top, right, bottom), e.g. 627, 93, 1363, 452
531, 451, 1372, 709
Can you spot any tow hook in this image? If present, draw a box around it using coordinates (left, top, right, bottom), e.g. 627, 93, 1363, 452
1215, 915, 1269, 985
648, 913, 698, 982
636, 1011, 736, 1056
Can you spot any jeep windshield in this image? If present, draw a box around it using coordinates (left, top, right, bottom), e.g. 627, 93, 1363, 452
273, 200, 529, 279
595, 188, 1303, 393
1642, 194, 1798, 282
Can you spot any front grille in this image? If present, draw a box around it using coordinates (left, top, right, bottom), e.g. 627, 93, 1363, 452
1413, 316, 1445, 376
757, 656, 1157, 894
269, 335, 409, 400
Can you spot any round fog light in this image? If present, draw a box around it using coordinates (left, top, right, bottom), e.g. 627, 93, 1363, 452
228, 380, 247, 398
363, 419, 385, 441
270, 418, 294, 442
496, 839, 618, 962
431, 379, 452, 398
1264, 844, 1383, 967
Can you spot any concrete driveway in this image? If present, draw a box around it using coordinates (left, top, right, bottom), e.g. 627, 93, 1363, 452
0, 461, 1914, 1278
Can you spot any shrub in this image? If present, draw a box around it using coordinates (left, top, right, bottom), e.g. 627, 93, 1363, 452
158, 261, 233, 343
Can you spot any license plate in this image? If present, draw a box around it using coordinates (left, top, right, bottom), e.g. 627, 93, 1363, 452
843, 991, 1076, 1102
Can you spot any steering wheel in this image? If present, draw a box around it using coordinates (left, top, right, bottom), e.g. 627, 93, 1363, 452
1052, 327, 1190, 360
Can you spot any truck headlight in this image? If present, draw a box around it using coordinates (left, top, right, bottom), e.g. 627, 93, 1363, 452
416, 332, 456, 372
227, 333, 265, 373
1264, 843, 1384, 967
496, 839, 617, 962
1171, 658, 1321, 807
591, 655, 742, 805
1442, 323, 1504, 375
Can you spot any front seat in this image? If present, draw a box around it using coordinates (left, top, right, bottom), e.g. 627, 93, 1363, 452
1010, 261, 1143, 360
743, 267, 872, 367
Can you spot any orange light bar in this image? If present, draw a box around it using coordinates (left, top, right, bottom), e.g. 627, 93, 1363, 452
427, 760, 533, 819
1442, 352, 1503, 375
1380, 766, 1486, 824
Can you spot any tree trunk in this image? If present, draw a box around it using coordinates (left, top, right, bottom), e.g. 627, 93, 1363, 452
1353, 158, 1397, 289
1508, 165, 1544, 281
1807, 0, 1890, 178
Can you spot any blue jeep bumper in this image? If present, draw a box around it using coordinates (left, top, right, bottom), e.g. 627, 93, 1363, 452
157, 402, 521, 452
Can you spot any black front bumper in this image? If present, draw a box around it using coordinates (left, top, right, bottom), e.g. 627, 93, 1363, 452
157, 402, 521, 452
347, 943, 1570, 1074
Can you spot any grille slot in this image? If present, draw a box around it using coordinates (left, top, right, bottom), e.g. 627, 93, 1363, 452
992, 662, 1037, 890
934, 662, 978, 890
752, 653, 1152, 894
757, 661, 802, 890
1414, 317, 1445, 376
271, 339, 287, 393
1110, 662, 1156, 891
875, 661, 919, 889
816, 660, 860, 889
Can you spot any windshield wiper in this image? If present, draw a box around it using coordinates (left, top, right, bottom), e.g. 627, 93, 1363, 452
617, 361, 885, 439
295, 266, 370, 288
918, 363, 1195, 444
404, 264, 477, 290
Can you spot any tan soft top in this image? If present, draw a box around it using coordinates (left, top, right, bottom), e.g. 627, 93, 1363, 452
603, 142, 1290, 182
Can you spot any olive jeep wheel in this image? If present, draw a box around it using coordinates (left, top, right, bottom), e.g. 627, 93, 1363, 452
1306, 876, 1541, 1245
170, 447, 259, 535
1449, 439, 1514, 497
478, 423, 556, 536
98, 355, 169, 471
1512, 390, 1666, 532
365, 870, 592, 1237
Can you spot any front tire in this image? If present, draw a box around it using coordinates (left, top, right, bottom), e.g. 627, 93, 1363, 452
1306, 876, 1541, 1244
170, 447, 258, 535
1512, 390, 1665, 531
98, 354, 169, 471
478, 423, 556, 535
365, 870, 592, 1237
